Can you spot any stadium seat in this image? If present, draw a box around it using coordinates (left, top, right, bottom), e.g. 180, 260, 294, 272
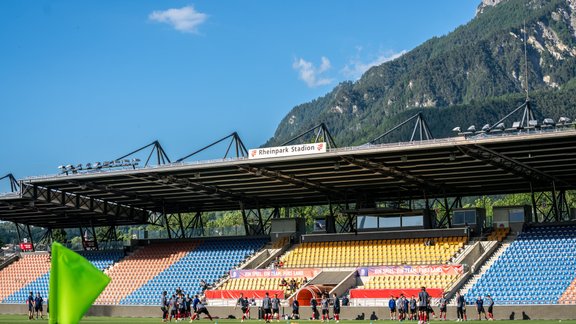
466, 225, 576, 305
281, 237, 467, 268
115, 238, 268, 305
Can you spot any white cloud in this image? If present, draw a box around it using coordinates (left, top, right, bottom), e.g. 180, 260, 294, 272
149, 5, 207, 34
292, 56, 334, 88
342, 50, 407, 79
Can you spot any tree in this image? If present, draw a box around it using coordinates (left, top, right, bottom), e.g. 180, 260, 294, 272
52, 229, 67, 244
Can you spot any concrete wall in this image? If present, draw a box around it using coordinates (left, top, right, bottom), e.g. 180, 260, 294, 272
2, 304, 575, 320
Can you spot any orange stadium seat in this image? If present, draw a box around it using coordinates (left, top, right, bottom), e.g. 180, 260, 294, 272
0, 253, 50, 303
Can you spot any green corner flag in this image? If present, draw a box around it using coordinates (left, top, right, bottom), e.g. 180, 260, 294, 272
49, 242, 111, 324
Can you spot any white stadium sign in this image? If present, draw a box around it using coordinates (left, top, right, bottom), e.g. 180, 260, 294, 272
249, 142, 327, 159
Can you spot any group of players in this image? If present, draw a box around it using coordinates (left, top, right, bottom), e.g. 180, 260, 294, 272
309, 292, 341, 323
164, 287, 494, 323
235, 291, 341, 323
235, 292, 288, 323
26, 291, 45, 320
388, 289, 495, 323
160, 290, 213, 322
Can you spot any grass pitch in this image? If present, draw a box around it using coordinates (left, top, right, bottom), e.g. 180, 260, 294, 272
0, 317, 572, 324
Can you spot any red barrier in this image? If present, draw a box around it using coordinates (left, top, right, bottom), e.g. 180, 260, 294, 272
205, 290, 284, 299
350, 288, 444, 299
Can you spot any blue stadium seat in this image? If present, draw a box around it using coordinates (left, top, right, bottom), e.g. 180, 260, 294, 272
466, 225, 576, 305
119, 238, 268, 305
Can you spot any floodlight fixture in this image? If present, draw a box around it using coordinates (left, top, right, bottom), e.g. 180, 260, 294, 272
85, 163, 92, 169
495, 123, 505, 131
559, 117, 572, 124
543, 118, 555, 126
528, 119, 540, 127
481, 124, 491, 132
452, 127, 461, 133
93, 162, 101, 169
511, 121, 522, 129
466, 125, 476, 132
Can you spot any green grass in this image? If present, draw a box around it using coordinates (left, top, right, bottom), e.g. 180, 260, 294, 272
0, 318, 572, 324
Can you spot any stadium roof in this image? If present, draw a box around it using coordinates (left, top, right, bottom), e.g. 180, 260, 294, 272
1, 128, 576, 228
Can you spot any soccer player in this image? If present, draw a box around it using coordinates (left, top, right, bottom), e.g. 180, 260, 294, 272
168, 294, 177, 322
271, 293, 281, 322
409, 295, 417, 320
438, 293, 448, 321
476, 295, 487, 320
185, 294, 192, 319
160, 291, 169, 322
388, 295, 397, 320
190, 300, 213, 321
427, 296, 436, 320
291, 299, 300, 319
310, 296, 318, 320
397, 295, 405, 321
320, 294, 330, 323
332, 293, 341, 323
193, 295, 201, 313
402, 295, 409, 322
417, 287, 430, 324
178, 293, 186, 321
455, 291, 465, 322
485, 294, 494, 320
235, 293, 250, 322
262, 292, 272, 323
26, 291, 35, 320
34, 292, 44, 319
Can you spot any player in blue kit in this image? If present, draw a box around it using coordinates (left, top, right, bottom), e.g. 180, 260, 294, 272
291, 299, 300, 319
26, 292, 35, 320
388, 295, 397, 320
34, 292, 44, 320
476, 296, 487, 320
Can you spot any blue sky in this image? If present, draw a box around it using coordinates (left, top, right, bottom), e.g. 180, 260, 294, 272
0, 1, 479, 192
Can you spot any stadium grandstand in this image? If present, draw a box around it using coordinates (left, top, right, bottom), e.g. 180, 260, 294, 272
1, 109, 576, 320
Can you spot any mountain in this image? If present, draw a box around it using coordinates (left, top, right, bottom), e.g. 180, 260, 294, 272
265, 0, 576, 147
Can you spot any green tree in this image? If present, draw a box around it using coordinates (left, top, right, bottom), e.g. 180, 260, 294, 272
52, 229, 67, 244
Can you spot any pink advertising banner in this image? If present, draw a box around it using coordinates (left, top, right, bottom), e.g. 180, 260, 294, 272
229, 268, 321, 279
357, 265, 463, 277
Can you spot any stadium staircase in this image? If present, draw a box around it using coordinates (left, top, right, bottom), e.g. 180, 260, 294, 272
0, 254, 19, 272
451, 242, 510, 304
464, 225, 576, 305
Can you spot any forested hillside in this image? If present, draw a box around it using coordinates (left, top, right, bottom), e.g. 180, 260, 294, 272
266, 0, 576, 147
